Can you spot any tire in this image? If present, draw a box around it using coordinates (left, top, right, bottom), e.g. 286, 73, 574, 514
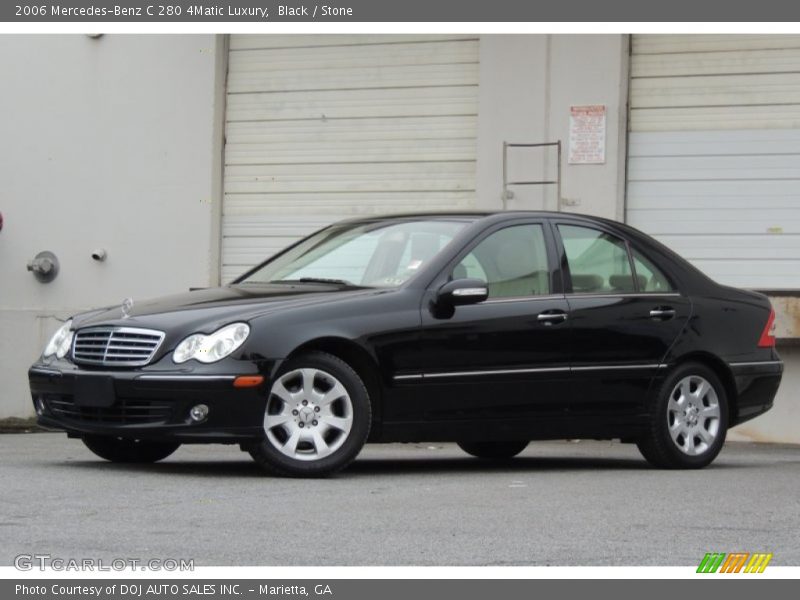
248, 351, 371, 477
457, 440, 529, 459
637, 362, 728, 469
82, 435, 180, 463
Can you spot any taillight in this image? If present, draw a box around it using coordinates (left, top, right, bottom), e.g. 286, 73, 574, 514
758, 308, 777, 348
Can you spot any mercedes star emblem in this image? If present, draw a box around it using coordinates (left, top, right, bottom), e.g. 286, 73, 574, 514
121, 297, 134, 319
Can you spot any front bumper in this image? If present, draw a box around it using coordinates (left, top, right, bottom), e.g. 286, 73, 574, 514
28, 359, 274, 443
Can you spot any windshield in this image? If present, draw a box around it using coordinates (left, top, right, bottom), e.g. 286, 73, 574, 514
238, 219, 470, 287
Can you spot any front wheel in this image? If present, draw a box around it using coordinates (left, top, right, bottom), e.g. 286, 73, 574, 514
248, 351, 371, 477
457, 440, 529, 459
82, 435, 180, 463
637, 362, 728, 469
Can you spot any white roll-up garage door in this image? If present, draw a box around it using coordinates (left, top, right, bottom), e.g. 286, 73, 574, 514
221, 35, 479, 283
627, 35, 800, 290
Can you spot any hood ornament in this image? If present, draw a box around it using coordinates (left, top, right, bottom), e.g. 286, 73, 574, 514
121, 297, 134, 319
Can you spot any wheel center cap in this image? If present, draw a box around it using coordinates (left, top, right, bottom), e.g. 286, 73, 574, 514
298, 405, 315, 424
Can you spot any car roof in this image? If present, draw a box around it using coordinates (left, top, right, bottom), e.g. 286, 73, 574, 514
335, 210, 625, 228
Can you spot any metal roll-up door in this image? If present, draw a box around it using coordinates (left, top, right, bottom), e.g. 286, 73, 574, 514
221, 35, 480, 283
627, 35, 800, 289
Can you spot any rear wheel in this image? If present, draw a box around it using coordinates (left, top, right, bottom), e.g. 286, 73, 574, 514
82, 435, 180, 463
637, 362, 728, 469
457, 440, 529, 459
249, 351, 371, 477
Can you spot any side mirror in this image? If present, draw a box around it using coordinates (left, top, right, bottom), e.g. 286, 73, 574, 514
437, 278, 489, 307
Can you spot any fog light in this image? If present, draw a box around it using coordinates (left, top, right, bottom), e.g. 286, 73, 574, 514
189, 404, 209, 423
35, 397, 45, 416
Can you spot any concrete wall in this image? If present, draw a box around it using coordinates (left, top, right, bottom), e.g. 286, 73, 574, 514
475, 34, 629, 219
0, 34, 226, 418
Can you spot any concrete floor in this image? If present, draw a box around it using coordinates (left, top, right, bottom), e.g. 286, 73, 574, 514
1, 433, 799, 566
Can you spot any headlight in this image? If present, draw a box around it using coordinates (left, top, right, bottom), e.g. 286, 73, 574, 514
43, 320, 74, 359
173, 322, 250, 364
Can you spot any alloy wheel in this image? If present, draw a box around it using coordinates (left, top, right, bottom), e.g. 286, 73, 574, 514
263, 368, 354, 461
666, 375, 721, 456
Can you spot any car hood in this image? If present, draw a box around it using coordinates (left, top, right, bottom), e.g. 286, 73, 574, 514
72, 284, 382, 332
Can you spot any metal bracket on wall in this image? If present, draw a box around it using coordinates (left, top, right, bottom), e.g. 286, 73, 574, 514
502, 141, 562, 210
27, 251, 60, 283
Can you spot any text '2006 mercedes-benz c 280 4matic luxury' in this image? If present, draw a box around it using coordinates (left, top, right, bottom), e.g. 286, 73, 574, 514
29, 212, 783, 477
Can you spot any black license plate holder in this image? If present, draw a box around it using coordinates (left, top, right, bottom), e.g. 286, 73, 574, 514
73, 376, 116, 407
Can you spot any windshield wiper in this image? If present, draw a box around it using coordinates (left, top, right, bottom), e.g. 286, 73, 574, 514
299, 277, 354, 285
269, 277, 357, 286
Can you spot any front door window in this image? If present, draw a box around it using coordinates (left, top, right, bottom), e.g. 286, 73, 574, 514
453, 224, 550, 298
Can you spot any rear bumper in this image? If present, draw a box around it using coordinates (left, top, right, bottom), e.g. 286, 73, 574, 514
28, 361, 270, 443
728, 360, 783, 426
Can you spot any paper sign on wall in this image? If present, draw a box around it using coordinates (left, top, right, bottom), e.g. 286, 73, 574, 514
569, 105, 606, 164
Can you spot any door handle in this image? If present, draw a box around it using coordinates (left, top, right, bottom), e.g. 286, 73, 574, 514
649, 307, 676, 320
537, 311, 568, 325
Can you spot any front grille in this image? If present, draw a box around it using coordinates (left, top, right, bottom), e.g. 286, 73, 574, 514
43, 395, 173, 425
72, 327, 165, 367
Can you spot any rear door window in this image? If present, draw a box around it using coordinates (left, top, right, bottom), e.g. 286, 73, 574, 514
558, 225, 635, 293
631, 247, 675, 293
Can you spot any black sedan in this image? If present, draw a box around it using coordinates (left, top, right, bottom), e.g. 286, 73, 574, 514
28, 212, 783, 476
